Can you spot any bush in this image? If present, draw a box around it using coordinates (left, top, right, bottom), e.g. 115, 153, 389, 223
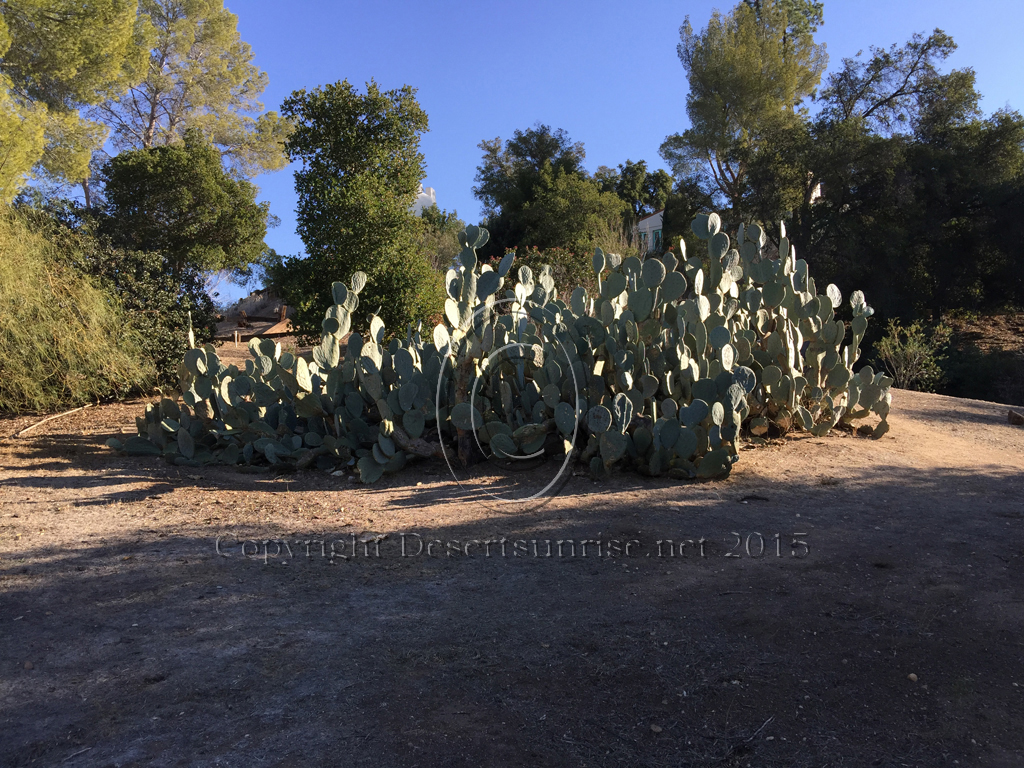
511, 246, 598, 299
86, 247, 219, 384
874, 319, 951, 391
21, 198, 219, 386
0, 208, 153, 413
273, 248, 445, 343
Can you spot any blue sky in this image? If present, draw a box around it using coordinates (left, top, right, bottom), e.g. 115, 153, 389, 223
218, 0, 1024, 301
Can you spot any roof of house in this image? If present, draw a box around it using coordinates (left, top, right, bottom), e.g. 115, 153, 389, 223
636, 209, 665, 224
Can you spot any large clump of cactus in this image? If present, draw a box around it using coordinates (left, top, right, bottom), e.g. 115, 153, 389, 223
110, 212, 892, 482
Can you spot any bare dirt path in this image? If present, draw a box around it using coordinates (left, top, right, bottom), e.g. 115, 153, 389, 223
1, 389, 1022, 767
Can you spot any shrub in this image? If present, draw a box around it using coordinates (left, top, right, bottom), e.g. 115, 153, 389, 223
86, 247, 219, 384
0, 208, 153, 413
21, 199, 219, 386
511, 245, 598, 299
874, 319, 951, 391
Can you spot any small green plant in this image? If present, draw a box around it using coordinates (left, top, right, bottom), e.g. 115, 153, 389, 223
875, 319, 951, 391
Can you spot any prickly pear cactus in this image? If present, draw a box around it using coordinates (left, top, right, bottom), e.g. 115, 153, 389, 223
111, 214, 891, 481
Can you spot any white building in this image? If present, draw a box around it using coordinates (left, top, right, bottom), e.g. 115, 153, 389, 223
411, 183, 436, 215
635, 209, 664, 254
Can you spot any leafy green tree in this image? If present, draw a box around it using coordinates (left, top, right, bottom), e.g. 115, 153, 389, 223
0, 0, 148, 201
593, 165, 619, 194
280, 79, 442, 337
474, 123, 586, 218
660, 0, 826, 220
743, 0, 823, 39
99, 128, 269, 279
520, 171, 629, 256
788, 29, 1024, 317
817, 30, 963, 133
416, 204, 466, 271
90, 0, 290, 181
473, 124, 630, 257
610, 160, 673, 219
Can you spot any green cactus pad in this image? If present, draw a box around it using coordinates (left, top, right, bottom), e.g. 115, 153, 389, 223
641, 258, 666, 288
679, 400, 710, 428
587, 405, 612, 433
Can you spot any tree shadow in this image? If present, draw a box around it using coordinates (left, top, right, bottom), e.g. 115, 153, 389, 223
2, 438, 1024, 765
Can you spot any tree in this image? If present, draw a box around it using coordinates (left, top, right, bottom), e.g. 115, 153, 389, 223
610, 160, 673, 219
90, 0, 290, 182
593, 159, 674, 249
0, 0, 147, 201
817, 30, 965, 134
743, 0, 823, 39
660, 0, 827, 220
279, 79, 442, 337
99, 128, 269, 279
473, 123, 586, 218
472, 123, 629, 256
781, 28, 1024, 317
520, 171, 629, 256
416, 204, 466, 271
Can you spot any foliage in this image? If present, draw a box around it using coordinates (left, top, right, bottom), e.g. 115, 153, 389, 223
279, 79, 441, 338
791, 85, 1024, 317
98, 129, 270, 278
86, 244, 218, 384
0, 0, 147, 200
595, 160, 673, 220
89, 0, 290, 179
512, 245, 598, 299
17, 194, 219, 384
874, 319, 950, 391
0, 206, 153, 412
663, 12, 1024, 316
474, 123, 586, 219
473, 123, 629, 257
520, 171, 632, 256
743, 0, 823, 37
596, 159, 674, 249
416, 204, 465, 271
118, 215, 892, 483
660, 0, 827, 217
818, 30, 965, 133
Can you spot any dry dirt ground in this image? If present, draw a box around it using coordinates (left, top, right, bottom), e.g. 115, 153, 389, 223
1, 387, 1023, 768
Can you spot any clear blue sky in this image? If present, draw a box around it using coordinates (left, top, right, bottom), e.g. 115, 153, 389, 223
220, 0, 1024, 300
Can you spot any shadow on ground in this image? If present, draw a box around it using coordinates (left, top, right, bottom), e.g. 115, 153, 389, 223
2, 437, 1023, 768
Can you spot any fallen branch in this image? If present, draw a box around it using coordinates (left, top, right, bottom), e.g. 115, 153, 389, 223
16, 404, 94, 438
